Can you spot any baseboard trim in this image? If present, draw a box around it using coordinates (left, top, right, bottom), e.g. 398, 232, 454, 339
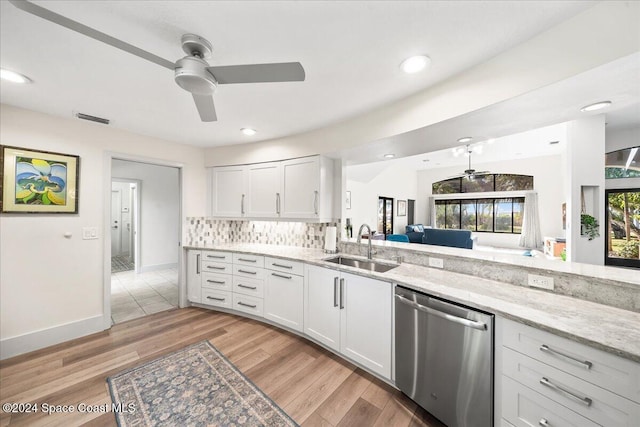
139, 262, 178, 273
0, 315, 105, 360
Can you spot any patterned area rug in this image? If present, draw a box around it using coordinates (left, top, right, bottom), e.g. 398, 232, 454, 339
111, 255, 134, 273
107, 341, 298, 427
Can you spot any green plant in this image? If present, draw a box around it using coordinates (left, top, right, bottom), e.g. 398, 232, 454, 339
618, 239, 640, 259
580, 214, 600, 240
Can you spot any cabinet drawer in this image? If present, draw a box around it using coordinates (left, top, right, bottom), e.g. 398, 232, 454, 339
264, 256, 304, 276
503, 319, 640, 403
201, 289, 232, 309
202, 260, 233, 274
202, 251, 232, 264
503, 347, 640, 426
232, 294, 264, 317
233, 253, 264, 267
502, 375, 598, 427
233, 265, 265, 279
202, 272, 232, 291
232, 276, 264, 298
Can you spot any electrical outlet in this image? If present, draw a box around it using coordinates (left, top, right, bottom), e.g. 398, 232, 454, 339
528, 273, 554, 290
428, 257, 444, 268
82, 227, 98, 240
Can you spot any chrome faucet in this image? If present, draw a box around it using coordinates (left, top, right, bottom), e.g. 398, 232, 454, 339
356, 223, 375, 260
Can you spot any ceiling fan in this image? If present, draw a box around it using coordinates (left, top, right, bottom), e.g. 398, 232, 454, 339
9, 0, 306, 122
449, 145, 490, 179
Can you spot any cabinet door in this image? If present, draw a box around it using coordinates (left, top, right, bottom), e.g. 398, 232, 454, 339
211, 166, 245, 217
186, 250, 202, 303
281, 157, 320, 218
304, 265, 341, 351
246, 162, 281, 218
340, 272, 392, 379
264, 271, 304, 332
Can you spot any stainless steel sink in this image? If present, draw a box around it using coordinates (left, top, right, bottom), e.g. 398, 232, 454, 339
324, 256, 398, 273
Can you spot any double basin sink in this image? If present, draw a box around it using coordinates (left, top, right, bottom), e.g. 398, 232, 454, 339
324, 256, 398, 273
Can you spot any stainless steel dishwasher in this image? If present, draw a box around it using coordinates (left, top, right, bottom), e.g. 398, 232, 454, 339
395, 285, 494, 427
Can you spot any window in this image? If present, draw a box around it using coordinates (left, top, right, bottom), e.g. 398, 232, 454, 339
435, 197, 525, 233
433, 174, 533, 194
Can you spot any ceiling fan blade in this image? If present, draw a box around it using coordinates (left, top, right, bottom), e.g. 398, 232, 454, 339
9, 0, 175, 70
192, 94, 217, 122
207, 62, 305, 84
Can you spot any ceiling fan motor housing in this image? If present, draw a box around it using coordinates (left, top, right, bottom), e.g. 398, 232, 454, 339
174, 56, 217, 95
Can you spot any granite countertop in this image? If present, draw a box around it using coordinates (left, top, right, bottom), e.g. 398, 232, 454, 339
185, 243, 640, 363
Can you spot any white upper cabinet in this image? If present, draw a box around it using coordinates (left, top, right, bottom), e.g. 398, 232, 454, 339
245, 162, 282, 218
210, 155, 334, 221
211, 166, 246, 218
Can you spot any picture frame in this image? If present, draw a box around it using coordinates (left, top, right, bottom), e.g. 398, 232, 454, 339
1, 145, 80, 213
345, 191, 351, 210
397, 199, 406, 216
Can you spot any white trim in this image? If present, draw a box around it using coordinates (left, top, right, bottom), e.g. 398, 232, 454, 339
103, 151, 184, 331
0, 315, 104, 360
139, 262, 178, 273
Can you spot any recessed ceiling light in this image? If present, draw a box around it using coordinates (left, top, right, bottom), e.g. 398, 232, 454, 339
241, 128, 257, 136
457, 137, 472, 143
384, 154, 395, 159
0, 68, 32, 84
549, 140, 560, 145
400, 55, 431, 74
580, 101, 612, 112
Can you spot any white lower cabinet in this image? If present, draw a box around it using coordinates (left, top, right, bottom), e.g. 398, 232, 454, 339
186, 250, 202, 303
202, 289, 232, 309
233, 293, 264, 316
304, 265, 392, 379
500, 318, 640, 427
264, 258, 304, 332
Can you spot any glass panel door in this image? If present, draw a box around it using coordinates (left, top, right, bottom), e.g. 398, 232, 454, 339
605, 188, 640, 268
377, 196, 394, 236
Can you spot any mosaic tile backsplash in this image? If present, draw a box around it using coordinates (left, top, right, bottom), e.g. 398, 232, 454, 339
185, 218, 340, 249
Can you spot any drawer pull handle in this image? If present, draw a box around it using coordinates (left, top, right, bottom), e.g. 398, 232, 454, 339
207, 255, 226, 259
333, 277, 339, 307
272, 263, 293, 269
539, 377, 592, 406
540, 344, 593, 369
206, 296, 226, 302
206, 280, 226, 285
238, 258, 257, 263
206, 265, 226, 270
238, 269, 257, 275
237, 284, 257, 290
272, 272, 292, 280
539, 418, 549, 427
196, 254, 200, 274
238, 301, 257, 308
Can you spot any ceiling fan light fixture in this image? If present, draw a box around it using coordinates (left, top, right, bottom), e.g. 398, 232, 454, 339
241, 128, 257, 136
580, 101, 611, 112
457, 137, 473, 143
400, 55, 431, 74
0, 68, 31, 84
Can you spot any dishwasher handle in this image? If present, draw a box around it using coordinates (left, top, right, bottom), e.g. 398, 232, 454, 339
395, 294, 487, 331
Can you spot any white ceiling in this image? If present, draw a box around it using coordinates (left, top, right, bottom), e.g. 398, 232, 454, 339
0, 0, 596, 147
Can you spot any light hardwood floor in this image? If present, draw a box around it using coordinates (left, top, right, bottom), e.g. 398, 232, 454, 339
0, 307, 444, 427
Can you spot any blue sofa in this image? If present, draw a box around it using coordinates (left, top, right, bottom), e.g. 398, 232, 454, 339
405, 225, 474, 249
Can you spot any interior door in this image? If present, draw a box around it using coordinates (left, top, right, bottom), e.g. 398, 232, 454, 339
605, 188, 640, 268
111, 189, 121, 256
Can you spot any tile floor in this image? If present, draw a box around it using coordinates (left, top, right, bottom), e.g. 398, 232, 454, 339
110, 267, 180, 324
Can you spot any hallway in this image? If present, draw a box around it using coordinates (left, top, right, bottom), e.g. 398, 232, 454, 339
110, 268, 179, 324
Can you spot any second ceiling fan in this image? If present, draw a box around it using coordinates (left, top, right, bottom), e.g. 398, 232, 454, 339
10, 0, 306, 122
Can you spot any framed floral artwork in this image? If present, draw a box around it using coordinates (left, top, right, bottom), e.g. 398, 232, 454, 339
1, 145, 80, 213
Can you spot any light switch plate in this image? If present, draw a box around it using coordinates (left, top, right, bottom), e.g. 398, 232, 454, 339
428, 257, 444, 268
528, 273, 554, 290
82, 227, 98, 240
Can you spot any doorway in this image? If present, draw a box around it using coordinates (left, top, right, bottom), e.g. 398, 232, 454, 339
111, 180, 139, 273
605, 188, 640, 268
407, 199, 415, 225
108, 159, 181, 325
377, 196, 394, 235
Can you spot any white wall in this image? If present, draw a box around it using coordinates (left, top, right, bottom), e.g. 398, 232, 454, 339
0, 104, 206, 357
112, 160, 179, 271
346, 162, 417, 235
416, 154, 565, 248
